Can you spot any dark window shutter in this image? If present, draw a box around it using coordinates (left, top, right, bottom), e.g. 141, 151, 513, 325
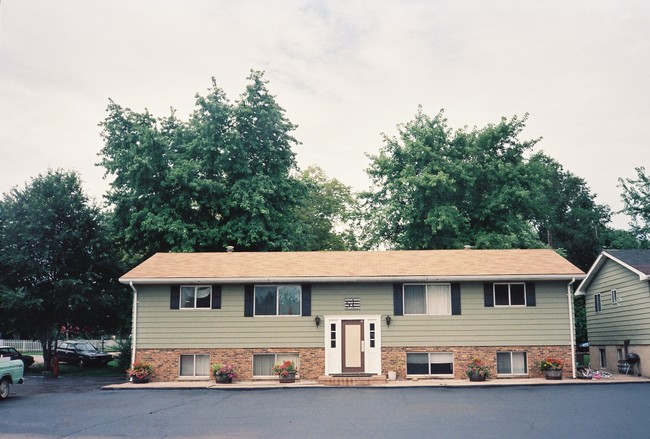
244, 285, 254, 317
301, 284, 312, 316
393, 283, 403, 316
451, 283, 461, 315
170, 285, 180, 309
526, 282, 536, 307
484, 283, 494, 307
211, 285, 222, 309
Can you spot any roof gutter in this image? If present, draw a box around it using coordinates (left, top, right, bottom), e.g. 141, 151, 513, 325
120, 274, 585, 285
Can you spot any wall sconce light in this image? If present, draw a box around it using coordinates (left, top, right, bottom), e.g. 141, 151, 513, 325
386, 315, 392, 327
315, 316, 321, 328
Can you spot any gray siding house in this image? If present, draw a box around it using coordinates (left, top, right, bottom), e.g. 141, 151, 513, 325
576, 249, 650, 376
120, 249, 584, 382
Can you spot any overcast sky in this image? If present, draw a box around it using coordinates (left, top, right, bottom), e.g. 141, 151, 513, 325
1, 0, 648, 229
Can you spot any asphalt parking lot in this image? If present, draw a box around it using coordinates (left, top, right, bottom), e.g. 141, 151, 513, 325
3, 376, 650, 438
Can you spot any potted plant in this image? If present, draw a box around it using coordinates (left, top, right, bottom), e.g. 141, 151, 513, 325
466, 358, 490, 382
273, 360, 298, 383
539, 358, 563, 380
127, 361, 153, 384
212, 363, 237, 383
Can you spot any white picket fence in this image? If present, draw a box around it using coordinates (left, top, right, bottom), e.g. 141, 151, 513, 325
0, 339, 119, 352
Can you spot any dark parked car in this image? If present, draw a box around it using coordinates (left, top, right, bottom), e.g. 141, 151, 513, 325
0, 346, 35, 371
56, 341, 112, 367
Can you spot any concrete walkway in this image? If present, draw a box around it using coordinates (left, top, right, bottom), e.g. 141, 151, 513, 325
102, 373, 650, 390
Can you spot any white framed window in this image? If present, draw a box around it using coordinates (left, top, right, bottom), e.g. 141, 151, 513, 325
494, 283, 526, 306
252, 353, 299, 377
611, 289, 618, 305
180, 286, 211, 309
403, 284, 451, 315
179, 354, 210, 377
599, 348, 606, 368
406, 352, 454, 376
496, 352, 528, 375
594, 293, 602, 313
254, 285, 301, 316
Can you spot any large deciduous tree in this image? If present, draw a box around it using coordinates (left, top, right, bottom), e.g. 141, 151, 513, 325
99, 71, 305, 263
361, 108, 543, 250
0, 170, 125, 369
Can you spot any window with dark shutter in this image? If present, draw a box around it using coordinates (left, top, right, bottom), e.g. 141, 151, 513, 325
525, 282, 536, 307
484, 283, 494, 307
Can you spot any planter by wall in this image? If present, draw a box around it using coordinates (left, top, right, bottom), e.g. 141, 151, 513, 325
215, 375, 233, 384
469, 374, 486, 382
544, 369, 563, 380
279, 372, 296, 383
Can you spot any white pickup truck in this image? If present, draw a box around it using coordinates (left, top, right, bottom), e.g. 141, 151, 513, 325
0, 357, 24, 400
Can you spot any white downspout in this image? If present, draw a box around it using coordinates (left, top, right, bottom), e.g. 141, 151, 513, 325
567, 278, 577, 379
129, 281, 138, 369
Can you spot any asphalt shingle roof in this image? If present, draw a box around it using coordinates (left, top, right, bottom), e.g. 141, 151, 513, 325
606, 249, 650, 275
120, 249, 584, 283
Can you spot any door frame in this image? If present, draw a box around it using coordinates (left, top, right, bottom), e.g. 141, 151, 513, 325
341, 319, 365, 373
324, 315, 382, 376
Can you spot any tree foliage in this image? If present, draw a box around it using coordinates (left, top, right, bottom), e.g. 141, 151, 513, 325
294, 166, 358, 250
361, 108, 616, 271
99, 71, 306, 263
620, 167, 650, 245
528, 153, 611, 270
362, 108, 544, 250
0, 170, 127, 368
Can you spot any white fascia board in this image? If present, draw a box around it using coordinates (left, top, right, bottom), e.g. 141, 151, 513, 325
602, 251, 649, 281
120, 274, 585, 285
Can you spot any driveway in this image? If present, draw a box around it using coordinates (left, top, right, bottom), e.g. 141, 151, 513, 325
2, 378, 650, 438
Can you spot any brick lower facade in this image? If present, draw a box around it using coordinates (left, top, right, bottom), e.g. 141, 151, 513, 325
137, 345, 572, 382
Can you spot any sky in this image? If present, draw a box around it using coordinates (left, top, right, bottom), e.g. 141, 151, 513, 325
1, 0, 648, 230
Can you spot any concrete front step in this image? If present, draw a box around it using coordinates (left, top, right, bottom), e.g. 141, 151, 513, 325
317, 374, 387, 386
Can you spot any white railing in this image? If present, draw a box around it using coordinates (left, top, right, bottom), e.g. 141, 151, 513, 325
0, 339, 120, 352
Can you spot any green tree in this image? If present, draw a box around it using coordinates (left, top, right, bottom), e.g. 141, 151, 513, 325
294, 166, 359, 250
361, 108, 543, 250
620, 167, 650, 245
99, 71, 304, 261
0, 170, 126, 369
528, 153, 611, 271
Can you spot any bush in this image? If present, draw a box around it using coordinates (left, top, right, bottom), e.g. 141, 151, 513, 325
116, 338, 132, 372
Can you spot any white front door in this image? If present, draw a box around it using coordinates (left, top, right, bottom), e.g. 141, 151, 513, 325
324, 315, 381, 375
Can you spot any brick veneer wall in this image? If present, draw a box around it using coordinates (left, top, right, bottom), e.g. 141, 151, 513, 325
383, 345, 572, 379
137, 345, 572, 382
136, 347, 326, 382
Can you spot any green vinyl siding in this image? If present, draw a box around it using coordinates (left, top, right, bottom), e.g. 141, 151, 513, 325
134, 280, 572, 349
585, 259, 650, 345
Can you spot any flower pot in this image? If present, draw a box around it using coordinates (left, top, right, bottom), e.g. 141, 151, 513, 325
544, 369, 563, 380
131, 374, 150, 384
279, 372, 296, 383
387, 371, 397, 381
469, 373, 486, 382
215, 375, 233, 384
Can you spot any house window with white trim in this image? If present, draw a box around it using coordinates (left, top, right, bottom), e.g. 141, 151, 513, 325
496, 352, 527, 375
403, 284, 451, 315
594, 293, 602, 313
252, 353, 299, 377
406, 352, 454, 376
254, 285, 301, 316
599, 349, 606, 368
181, 286, 211, 309
179, 354, 210, 377
611, 289, 618, 305
494, 283, 526, 306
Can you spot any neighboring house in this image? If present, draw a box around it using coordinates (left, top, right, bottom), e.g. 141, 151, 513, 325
576, 249, 650, 376
120, 249, 584, 382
